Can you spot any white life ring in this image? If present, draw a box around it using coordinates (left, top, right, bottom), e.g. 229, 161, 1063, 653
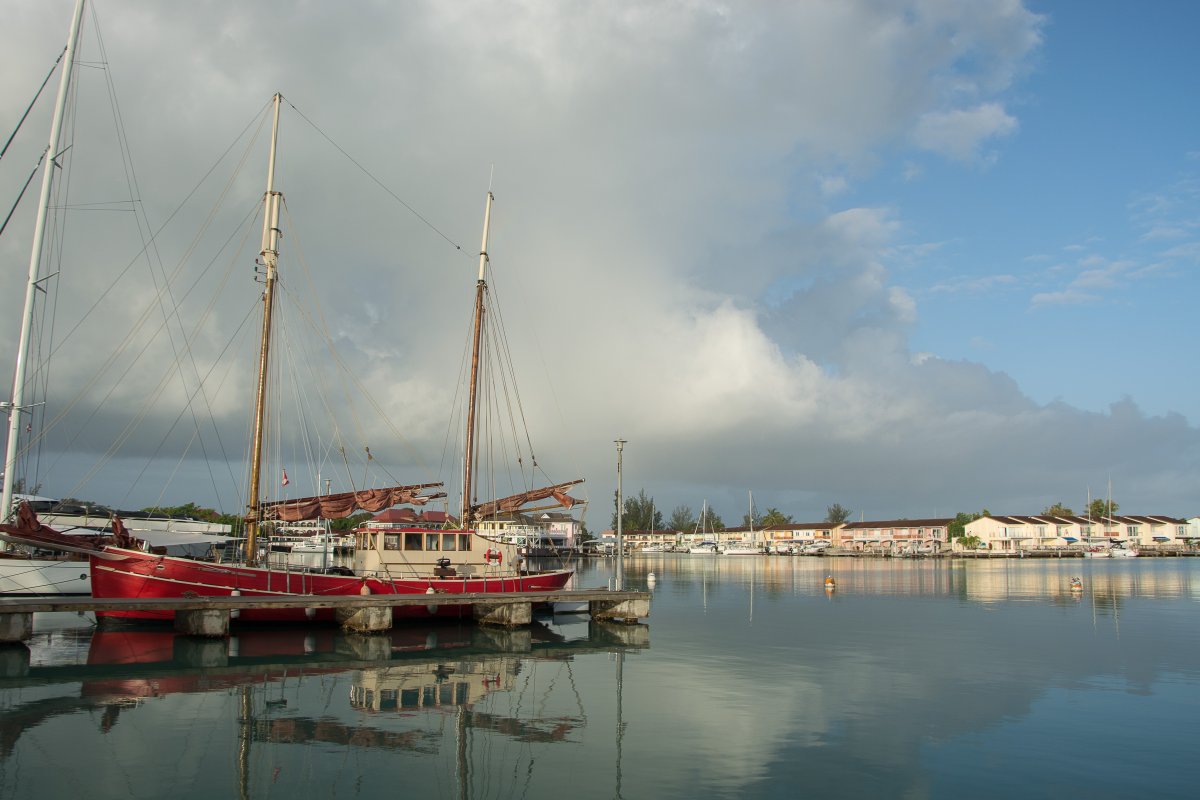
484, 548, 503, 564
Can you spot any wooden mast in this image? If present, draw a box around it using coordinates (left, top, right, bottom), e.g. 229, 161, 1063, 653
461, 191, 493, 525
245, 93, 283, 565
1, 0, 86, 523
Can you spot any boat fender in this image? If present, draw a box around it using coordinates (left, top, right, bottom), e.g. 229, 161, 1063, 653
360, 580, 372, 595
484, 549, 503, 564
426, 585, 438, 615
230, 589, 241, 619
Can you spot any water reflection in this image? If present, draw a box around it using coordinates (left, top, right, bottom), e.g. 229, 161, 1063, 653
606, 552, 1200, 603
5, 558, 1197, 799
0, 616, 648, 799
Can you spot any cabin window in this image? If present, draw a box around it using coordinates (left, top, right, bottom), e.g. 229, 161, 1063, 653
404, 533, 423, 550
459, 534, 472, 551
384, 535, 401, 551
426, 533, 440, 551
442, 534, 458, 551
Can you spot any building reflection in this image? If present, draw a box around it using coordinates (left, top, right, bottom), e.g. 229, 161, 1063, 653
611, 550, 1199, 603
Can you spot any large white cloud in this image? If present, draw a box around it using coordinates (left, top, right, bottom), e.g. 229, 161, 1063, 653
1, 1, 1195, 520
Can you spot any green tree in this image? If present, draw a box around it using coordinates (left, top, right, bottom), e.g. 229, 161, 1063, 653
143, 502, 221, 521
825, 503, 851, 524
667, 505, 695, 531
699, 505, 725, 532
760, 508, 793, 528
330, 512, 372, 531
742, 508, 765, 529
1042, 502, 1074, 516
1089, 498, 1119, 520
12, 477, 42, 496
947, 510, 985, 539
956, 534, 982, 549
611, 489, 663, 531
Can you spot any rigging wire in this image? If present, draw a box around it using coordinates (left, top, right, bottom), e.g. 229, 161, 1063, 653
274, 202, 435, 479
283, 97, 467, 255
0, 46, 66, 162
0, 153, 45, 240
29, 105, 270, 501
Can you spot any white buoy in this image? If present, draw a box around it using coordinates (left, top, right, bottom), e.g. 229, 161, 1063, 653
647, 572, 657, 589
305, 607, 317, 619
426, 585, 438, 615
230, 589, 241, 619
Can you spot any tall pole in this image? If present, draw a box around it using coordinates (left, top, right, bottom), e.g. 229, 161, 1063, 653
614, 438, 626, 590
245, 93, 283, 566
1, 0, 86, 523
462, 191, 493, 525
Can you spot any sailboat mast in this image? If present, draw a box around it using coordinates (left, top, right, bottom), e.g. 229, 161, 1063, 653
245, 93, 283, 565
1, 0, 86, 523
461, 191, 493, 524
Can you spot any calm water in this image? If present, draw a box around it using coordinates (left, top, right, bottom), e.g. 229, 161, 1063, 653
2, 555, 1197, 799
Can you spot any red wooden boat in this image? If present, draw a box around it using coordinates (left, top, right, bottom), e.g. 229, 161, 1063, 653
1, 500, 573, 623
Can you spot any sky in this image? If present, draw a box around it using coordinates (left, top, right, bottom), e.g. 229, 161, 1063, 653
1, 0, 1197, 526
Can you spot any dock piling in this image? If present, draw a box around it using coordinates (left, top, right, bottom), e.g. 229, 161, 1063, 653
0, 611, 32, 644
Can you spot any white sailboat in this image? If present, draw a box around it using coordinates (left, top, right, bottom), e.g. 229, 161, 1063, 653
0, 0, 92, 595
687, 500, 720, 553
724, 490, 763, 555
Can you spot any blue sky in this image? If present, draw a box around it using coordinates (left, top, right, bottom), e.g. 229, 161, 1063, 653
890, 0, 1199, 420
1, 1, 1197, 522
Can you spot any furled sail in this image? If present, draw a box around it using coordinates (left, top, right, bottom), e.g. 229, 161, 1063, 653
468, 479, 584, 519
259, 483, 446, 522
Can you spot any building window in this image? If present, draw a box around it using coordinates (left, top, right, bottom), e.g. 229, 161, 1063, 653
1126, 526, 1139, 538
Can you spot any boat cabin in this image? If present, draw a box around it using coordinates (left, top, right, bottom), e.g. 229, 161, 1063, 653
352, 527, 520, 578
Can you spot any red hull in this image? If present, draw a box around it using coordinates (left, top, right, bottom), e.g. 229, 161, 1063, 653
88, 547, 573, 623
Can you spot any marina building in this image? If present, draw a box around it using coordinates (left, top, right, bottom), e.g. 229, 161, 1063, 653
837, 519, 951, 553
963, 514, 1189, 552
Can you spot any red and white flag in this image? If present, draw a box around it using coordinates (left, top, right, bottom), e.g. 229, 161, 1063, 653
281, 468, 290, 487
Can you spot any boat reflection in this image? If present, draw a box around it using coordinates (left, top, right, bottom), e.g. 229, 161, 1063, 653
0, 618, 649, 764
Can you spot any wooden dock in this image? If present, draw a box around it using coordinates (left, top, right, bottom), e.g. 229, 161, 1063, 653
0, 589, 651, 643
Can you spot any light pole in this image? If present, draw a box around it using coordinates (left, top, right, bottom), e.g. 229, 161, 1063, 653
614, 438, 626, 591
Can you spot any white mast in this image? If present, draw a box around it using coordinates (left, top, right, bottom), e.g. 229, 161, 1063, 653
2, 0, 87, 522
